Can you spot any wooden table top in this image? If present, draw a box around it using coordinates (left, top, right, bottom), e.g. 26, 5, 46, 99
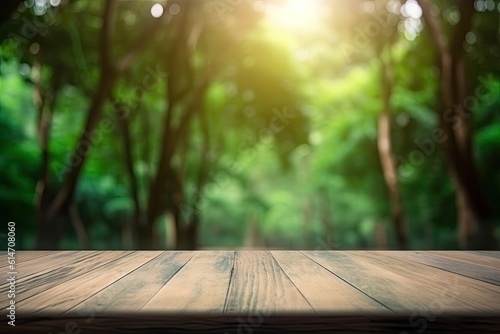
2, 250, 500, 333
2, 250, 500, 317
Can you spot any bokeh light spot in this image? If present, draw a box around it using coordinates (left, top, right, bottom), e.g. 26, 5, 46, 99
151, 3, 164, 18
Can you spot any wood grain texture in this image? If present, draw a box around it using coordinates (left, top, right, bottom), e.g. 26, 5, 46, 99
2, 250, 500, 321
224, 251, 313, 314
1, 251, 122, 280
348, 251, 500, 313
19, 251, 162, 316
301, 251, 499, 314
0, 250, 79, 273
435, 251, 500, 267
0, 251, 113, 307
66, 251, 195, 314
383, 251, 500, 286
271, 251, 390, 313
141, 251, 234, 313
0, 250, 55, 270
470, 251, 500, 260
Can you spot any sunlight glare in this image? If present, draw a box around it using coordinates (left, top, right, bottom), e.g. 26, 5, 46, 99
401, 0, 422, 19
265, 0, 324, 31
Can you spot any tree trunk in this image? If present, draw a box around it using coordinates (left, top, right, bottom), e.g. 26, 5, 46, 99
142, 4, 216, 249
121, 220, 134, 249
244, 212, 264, 249
138, 225, 152, 249
377, 44, 407, 250
144, 74, 212, 249
32, 58, 61, 249
302, 200, 314, 249
375, 221, 388, 249
114, 99, 142, 248
418, 0, 496, 249
69, 203, 90, 249
35, 0, 163, 249
36, 214, 66, 249
452, 51, 495, 249
48, 70, 117, 218
456, 186, 475, 247
171, 194, 198, 250
175, 225, 197, 250
318, 188, 335, 248
36, 70, 116, 249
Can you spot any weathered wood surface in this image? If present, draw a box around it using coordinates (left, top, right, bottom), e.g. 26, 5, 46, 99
1, 250, 499, 333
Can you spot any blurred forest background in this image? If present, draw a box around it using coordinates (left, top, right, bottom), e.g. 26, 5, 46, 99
0, 0, 499, 250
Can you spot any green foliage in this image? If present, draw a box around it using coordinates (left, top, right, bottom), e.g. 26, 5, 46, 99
1, 0, 499, 250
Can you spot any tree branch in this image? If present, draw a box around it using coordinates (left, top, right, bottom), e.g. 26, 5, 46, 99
47, 1, 170, 218
116, 0, 169, 74
112, 98, 142, 226
449, 0, 476, 57
100, 0, 117, 71
417, 0, 449, 57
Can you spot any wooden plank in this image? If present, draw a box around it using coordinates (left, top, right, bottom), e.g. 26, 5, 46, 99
347, 251, 500, 313
470, 251, 500, 260
224, 251, 313, 314
302, 251, 499, 314
10, 251, 92, 275
66, 251, 195, 314
0, 251, 130, 307
384, 251, 500, 286
141, 251, 234, 313
404, 251, 500, 268
16, 250, 58, 260
0, 250, 56, 267
7, 250, 500, 318
271, 251, 390, 313
0, 251, 72, 271
0, 251, 104, 305
1, 251, 105, 281
440, 251, 500, 267
19, 251, 162, 316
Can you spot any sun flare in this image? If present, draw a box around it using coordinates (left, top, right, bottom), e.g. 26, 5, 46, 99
264, 0, 325, 31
